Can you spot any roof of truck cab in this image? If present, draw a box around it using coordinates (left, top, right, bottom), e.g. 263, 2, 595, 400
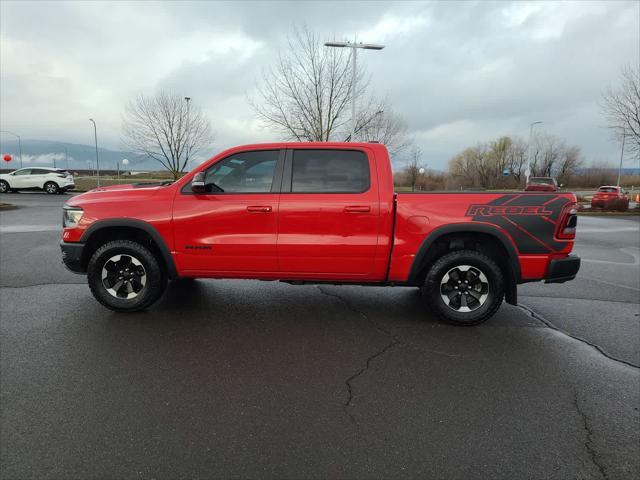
228, 142, 386, 149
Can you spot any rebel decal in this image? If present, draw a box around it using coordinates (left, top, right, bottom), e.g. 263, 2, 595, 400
465, 194, 571, 254
466, 205, 553, 217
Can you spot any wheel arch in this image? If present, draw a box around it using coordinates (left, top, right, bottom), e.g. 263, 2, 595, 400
80, 219, 177, 278
408, 224, 520, 305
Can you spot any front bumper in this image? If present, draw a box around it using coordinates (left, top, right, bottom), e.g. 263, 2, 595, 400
544, 255, 580, 284
60, 241, 86, 273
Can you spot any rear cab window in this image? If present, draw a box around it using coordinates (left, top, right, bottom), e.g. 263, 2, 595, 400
289, 149, 370, 193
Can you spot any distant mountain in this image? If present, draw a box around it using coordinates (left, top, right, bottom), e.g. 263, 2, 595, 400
0, 139, 167, 171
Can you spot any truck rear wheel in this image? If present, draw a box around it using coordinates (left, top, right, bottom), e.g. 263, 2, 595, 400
87, 240, 167, 312
422, 250, 504, 326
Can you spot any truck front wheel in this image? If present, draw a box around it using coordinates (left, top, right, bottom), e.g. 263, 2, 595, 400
422, 250, 504, 326
87, 240, 167, 312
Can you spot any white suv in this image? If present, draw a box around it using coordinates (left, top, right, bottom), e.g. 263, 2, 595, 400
0, 167, 75, 194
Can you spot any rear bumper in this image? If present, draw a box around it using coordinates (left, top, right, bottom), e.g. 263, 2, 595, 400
60, 241, 86, 274
544, 255, 580, 284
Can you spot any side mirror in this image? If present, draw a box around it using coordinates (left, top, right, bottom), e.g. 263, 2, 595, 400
191, 172, 206, 193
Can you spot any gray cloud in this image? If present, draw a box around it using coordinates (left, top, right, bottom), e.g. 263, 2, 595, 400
1, 0, 638, 169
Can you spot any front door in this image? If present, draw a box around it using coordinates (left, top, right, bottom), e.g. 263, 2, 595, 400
172, 149, 283, 276
10, 169, 33, 188
277, 148, 381, 280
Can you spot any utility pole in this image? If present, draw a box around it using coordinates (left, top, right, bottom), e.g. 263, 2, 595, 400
0, 130, 22, 168
617, 132, 626, 187
89, 118, 100, 187
324, 40, 384, 142
184, 97, 191, 172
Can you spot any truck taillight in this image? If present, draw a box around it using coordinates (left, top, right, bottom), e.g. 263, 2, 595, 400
557, 206, 578, 239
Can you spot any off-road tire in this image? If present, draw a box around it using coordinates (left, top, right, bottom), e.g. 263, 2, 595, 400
87, 240, 167, 312
422, 249, 505, 326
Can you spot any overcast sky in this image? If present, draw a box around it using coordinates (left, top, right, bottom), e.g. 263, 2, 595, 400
1, 0, 638, 169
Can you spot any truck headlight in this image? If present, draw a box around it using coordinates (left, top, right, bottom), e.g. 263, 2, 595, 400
63, 206, 83, 228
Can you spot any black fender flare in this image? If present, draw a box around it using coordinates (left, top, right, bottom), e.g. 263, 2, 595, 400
407, 224, 521, 304
80, 218, 177, 278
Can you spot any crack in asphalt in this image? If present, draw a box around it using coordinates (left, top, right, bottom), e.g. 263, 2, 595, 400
0, 282, 85, 288
518, 303, 640, 370
573, 390, 609, 479
316, 286, 402, 422
520, 294, 640, 306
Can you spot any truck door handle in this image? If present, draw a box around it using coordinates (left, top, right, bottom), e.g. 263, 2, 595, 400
246, 205, 272, 213
344, 205, 371, 213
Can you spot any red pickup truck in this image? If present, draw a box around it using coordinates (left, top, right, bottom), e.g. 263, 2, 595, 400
60, 143, 580, 325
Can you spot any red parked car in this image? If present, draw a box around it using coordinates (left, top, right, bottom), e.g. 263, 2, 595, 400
60, 143, 580, 326
525, 177, 559, 192
591, 186, 630, 211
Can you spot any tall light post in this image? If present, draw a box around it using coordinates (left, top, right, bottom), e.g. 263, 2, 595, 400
526, 121, 543, 182
88, 118, 100, 187
184, 97, 191, 172
324, 40, 384, 142
0, 130, 22, 168
616, 131, 627, 187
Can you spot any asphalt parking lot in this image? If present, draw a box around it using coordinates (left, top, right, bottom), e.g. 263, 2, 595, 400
1, 193, 638, 479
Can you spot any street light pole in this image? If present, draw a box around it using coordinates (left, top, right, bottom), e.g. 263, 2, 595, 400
617, 132, 626, 187
184, 97, 191, 172
324, 40, 385, 142
0, 130, 23, 168
88, 118, 100, 187
526, 121, 543, 182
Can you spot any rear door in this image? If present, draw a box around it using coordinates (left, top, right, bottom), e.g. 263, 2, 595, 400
277, 147, 381, 280
30, 169, 48, 188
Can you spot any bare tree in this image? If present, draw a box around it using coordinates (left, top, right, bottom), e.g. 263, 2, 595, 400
556, 146, 582, 186
356, 104, 411, 156
488, 136, 511, 187
538, 135, 564, 176
602, 65, 640, 155
506, 137, 527, 183
448, 134, 581, 188
122, 91, 213, 179
449, 147, 479, 187
250, 26, 411, 154
406, 146, 424, 191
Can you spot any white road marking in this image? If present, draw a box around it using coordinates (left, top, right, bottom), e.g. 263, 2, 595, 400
0, 225, 61, 233
581, 248, 640, 267
579, 274, 640, 292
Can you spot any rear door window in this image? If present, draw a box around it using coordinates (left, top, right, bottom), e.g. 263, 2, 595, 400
290, 150, 369, 193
